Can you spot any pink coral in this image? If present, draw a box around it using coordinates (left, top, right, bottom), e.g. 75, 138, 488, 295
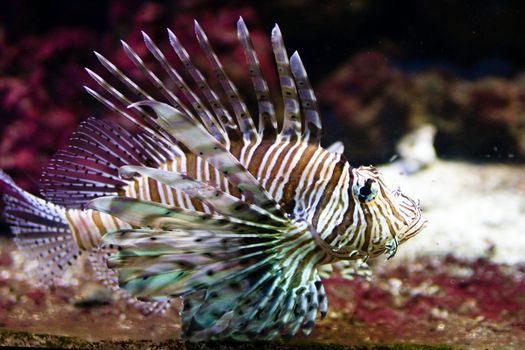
0, 1, 272, 193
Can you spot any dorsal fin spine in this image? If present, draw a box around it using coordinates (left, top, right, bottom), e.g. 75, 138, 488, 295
119, 39, 194, 121
142, 31, 237, 149
192, 22, 258, 142
94, 51, 153, 101
159, 30, 228, 147
289, 52, 322, 145
237, 17, 277, 140
84, 68, 178, 148
271, 24, 302, 141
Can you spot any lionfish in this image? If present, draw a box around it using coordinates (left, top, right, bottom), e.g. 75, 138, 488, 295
0, 18, 426, 340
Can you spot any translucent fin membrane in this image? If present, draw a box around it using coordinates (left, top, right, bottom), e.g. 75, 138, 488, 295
41, 118, 174, 209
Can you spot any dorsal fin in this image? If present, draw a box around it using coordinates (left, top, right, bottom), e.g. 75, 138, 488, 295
85, 18, 323, 151
84, 67, 178, 146
192, 23, 258, 142
142, 31, 239, 145
119, 40, 188, 118
149, 31, 227, 147
40, 118, 176, 209
122, 36, 227, 146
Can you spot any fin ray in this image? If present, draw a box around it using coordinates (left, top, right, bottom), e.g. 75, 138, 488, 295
237, 18, 277, 139
1, 170, 79, 285
271, 25, 301, 140
192, 23, 258, 141
290, 52, 322, 144
41, 118, 174, 209
98, 217, 326, 340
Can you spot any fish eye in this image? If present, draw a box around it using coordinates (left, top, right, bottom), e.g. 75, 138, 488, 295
353, 178, 379, 203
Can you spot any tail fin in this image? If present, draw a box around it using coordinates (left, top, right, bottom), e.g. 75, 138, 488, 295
0, 170, 171, 315
0, 170, 80, 285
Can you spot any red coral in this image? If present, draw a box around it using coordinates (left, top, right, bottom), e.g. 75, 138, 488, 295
0, 1, 271, 194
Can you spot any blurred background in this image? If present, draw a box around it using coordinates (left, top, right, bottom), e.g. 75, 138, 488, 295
0, 1, 524, 348
1, 0, 524, 190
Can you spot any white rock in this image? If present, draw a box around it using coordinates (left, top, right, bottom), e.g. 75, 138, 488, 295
380, 160, 525, 265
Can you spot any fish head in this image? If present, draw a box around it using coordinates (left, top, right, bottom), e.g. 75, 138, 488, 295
351, 165, 427, 257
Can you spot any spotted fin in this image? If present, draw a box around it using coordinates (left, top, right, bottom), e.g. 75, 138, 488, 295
88, 245, 171, 315
89, 194, 327, 340
0, 170, 171, 314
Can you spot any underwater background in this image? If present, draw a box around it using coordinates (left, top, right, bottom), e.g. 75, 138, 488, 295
0, 1, 524, 349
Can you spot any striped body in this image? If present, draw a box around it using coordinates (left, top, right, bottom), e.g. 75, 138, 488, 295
65, 209, 130, 251
67, 138, 415, 261
65, 140, 345, 254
